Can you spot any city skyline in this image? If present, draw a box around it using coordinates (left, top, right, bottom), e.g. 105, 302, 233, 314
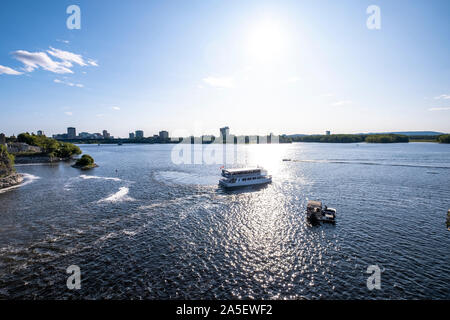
1, 0, 450, 137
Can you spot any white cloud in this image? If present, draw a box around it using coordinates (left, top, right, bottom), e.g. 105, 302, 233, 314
10, 47, 98, 75
87, 59, 98, 67
429, 107, 450, 111
13, 50, 73, 74
0, 65, 22, 75
64, 111, 73, 116
331, 100, 352, 106
54, 78, 84, 88
203, 76, 234, 88
47, 47, 87, 67
56, 39, 70, 44
111, 106, 120, 110
434, 94, 450, 100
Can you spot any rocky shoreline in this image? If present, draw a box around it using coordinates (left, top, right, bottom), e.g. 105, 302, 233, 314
0, 172, 23, 189
14, 155, 71, 164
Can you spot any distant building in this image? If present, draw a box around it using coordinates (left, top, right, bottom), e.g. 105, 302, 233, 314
103, 130, 111, 139
326, 131, 331, 136
0, 133, 5, 145
220, 126, 230, 137
79, 132, 91, 139
37, 130, 44, 136
159, 130, 169, 140
67, 127, 76, 139
129, 132, 135, 139
53, 133, 68, 140
201, 135, 213, 143
135, 130, 144, 139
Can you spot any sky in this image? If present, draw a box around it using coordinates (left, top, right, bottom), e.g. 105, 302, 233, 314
0, 0, 449, 137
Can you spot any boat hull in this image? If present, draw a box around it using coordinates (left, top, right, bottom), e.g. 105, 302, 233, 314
219, 177, 272, 189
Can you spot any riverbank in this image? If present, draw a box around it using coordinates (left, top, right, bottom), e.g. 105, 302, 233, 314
14, 154, 72, 164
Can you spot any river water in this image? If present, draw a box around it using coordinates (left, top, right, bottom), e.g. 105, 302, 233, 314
0, 142, 449, 299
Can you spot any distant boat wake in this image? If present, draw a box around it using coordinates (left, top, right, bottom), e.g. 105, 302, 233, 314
288, 159, 450, 170
79, 174, 122, 182
0, 173, 40, 194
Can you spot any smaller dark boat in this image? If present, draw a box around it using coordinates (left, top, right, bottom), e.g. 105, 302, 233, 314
306, 200, 336, 224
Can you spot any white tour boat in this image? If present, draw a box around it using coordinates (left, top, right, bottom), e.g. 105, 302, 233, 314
219, 167, 272, 189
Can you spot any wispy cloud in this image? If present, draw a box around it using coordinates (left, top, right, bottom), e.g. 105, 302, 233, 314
87, 59, 98, 67
56, 39, 70, 44
54, 78, 84, 88
13, 50, 73, 74
434, 94, 450, 100
6, 47, 97, 75
47, 47, 87, 67
0, 65, 22, 75
64, 111, 73, 116
111, 106, 120, 111
203, 76, 234, 88
331, 100, 352, 106
429, 107, 450, 111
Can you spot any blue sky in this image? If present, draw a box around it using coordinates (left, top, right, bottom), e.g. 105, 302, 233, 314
0, 0, 449, 137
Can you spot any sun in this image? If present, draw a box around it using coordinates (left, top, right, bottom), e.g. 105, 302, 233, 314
245, 19, 288, 63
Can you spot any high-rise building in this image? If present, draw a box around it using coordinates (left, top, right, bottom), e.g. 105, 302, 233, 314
129, 132, 135, 139
102, 130, 111, 139
159, 130, 169, 140
326, 131, 331, 136
135, 130, 144, 139
220, 126, 230, 137
67, 127, 76, 139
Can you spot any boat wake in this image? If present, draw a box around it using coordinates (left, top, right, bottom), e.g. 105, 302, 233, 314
98, 187, 135, 203
289, 159, 450, 169
0, 173, 40, 194
154, 170, 217, 185
80, 174, 122, 182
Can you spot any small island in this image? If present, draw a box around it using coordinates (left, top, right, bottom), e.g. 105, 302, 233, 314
72, 154, 98, 170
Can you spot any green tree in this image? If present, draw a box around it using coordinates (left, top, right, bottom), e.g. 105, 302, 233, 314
0, 145, 15, 177
75, 154, 94, 167
438, 134, 450, 143
365, 134, 409, 143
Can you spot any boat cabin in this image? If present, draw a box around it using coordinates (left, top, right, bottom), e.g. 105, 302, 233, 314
307, 200, 322, 213
221, 167, 262, 178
